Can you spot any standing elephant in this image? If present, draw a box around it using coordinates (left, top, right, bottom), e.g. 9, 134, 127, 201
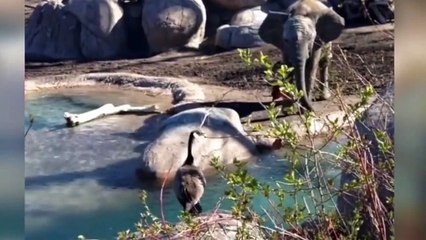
259, 0, 345, 113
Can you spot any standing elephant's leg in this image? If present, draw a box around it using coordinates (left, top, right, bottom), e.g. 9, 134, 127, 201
304, 48, 322, 103
318, 42, 332, 100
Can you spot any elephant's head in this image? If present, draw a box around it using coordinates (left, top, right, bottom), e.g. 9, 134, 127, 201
259, 0, 344, 50
259, 0, 345, 111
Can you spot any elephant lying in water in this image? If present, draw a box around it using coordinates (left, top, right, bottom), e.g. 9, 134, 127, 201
259, 0, 345, 113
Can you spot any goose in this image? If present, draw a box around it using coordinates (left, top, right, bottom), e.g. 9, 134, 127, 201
173, 129, 206, 216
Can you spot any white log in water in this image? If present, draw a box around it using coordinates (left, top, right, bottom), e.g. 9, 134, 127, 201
63, 103, 159, 127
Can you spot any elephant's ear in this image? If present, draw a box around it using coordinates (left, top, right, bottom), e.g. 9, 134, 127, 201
316, 10, 345, 43
258, 13, 288, 49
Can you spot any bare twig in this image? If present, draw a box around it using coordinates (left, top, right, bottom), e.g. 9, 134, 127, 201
160, 167, 172, 229
24, 117, 34, 138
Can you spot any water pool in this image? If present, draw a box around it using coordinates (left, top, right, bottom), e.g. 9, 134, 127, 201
25, 87, 344, 240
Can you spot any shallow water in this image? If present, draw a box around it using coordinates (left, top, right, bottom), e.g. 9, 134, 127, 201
25, 87, 345, 240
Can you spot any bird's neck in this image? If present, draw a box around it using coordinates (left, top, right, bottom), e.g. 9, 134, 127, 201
184, 132, 196, 166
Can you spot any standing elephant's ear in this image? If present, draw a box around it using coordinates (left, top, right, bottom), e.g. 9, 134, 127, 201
259, 2, 289, 49
258, 13, 288, 49
316, 9, 345, 43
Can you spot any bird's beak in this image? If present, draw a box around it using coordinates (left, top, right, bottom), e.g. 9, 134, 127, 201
196, 129, 205, 137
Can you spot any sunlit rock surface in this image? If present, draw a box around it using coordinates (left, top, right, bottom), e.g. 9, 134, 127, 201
230, 6, 267, 26
215, 24, 265, 49
142, 0, 207, 53
65, 0, 128, 59
209, 0, 267, 10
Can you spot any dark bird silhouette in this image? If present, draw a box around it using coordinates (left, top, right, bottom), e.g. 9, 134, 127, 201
173, 129, 206, 216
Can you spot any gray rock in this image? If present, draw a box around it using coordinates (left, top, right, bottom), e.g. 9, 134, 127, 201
142, 0, 206, 54
230, 6, 267, 26
25, 0, 82, 61
133, 211, 269, 239
174, 212, 268, 239
140, 107, 258, 179
214, 24, 265, 49
64, 0, 128, 59
209, 0, 267, 11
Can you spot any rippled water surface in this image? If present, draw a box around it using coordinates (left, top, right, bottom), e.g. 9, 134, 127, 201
25, 87, 345, 240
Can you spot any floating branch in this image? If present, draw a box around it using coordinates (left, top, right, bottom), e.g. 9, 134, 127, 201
64, 103, 159, 127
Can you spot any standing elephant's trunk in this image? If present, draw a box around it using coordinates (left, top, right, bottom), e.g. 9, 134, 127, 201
294, 59, 313, 112
292, 46, 314, 113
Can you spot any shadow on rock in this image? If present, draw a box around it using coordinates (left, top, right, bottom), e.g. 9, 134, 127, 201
25, 113, 169, 190
168, 100, 294, 120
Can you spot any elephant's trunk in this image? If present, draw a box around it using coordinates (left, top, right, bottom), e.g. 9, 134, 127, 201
294, 59, 314, 112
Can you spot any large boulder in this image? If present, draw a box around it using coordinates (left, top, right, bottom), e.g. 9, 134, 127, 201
230, 6, 267, 26
142, 0, 207, 54
208, 0, 267, 11
64, 0, 128, 59
25, 0, 82, 61
214, 24, 265, 49
140, 107, 259, 179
